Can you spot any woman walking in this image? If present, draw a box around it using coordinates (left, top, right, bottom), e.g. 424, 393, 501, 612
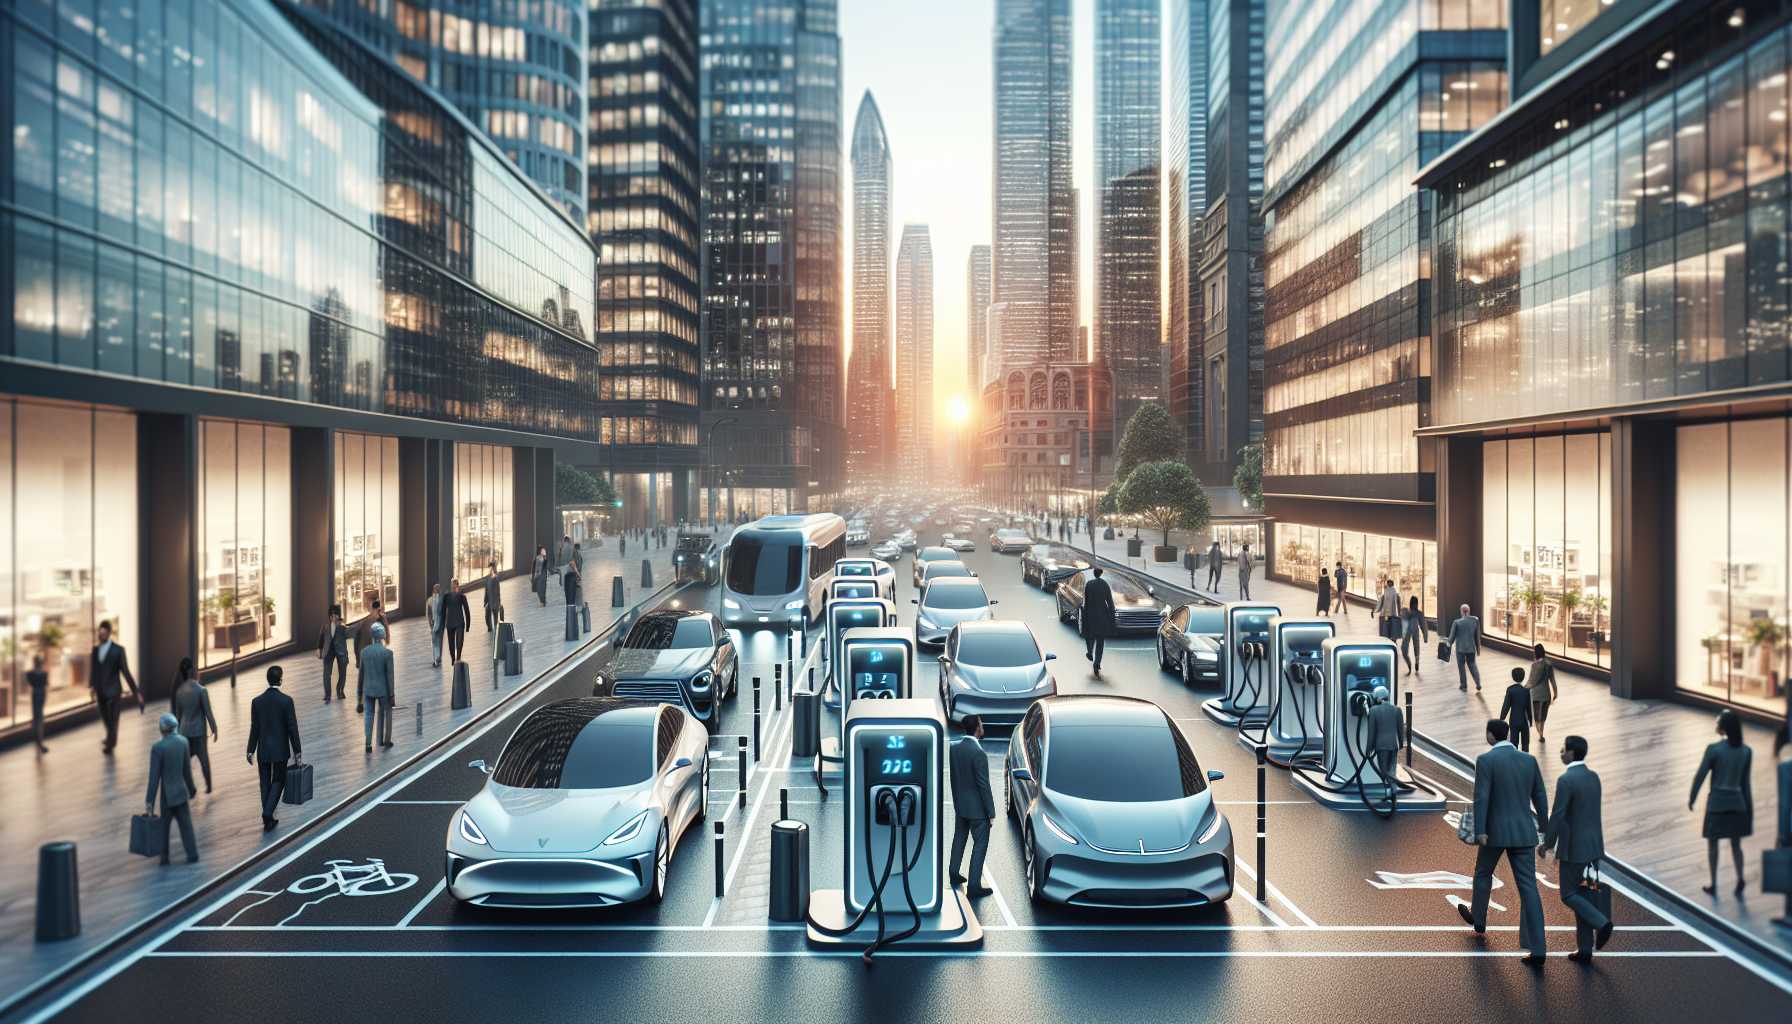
1400, 596, 1429, 674
26, 654, 49, 753
531, 545, 550, 607
1689, 709, 1754, 895
1315, 567, 1332, 617
1527, 643, 1558, 744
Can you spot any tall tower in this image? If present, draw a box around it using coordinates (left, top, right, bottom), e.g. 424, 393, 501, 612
966, 245, 993, 393
1095, 0, 1162, 431
1167, 0, 1210, 469
895, 225, 935, 479
849, 92, 894, 484
993, 0, 1076, 372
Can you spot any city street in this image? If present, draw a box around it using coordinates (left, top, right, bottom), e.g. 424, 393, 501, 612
17, 541, 1788, 1023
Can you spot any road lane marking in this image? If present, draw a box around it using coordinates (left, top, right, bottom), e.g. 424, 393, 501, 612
385, 800, 467, 805
397, 880, 448, 928
701, 662, 799, 928
185, 922, 1684, 933
145, 949, 1728, 960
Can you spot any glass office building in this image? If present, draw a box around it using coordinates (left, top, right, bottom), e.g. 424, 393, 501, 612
1422, 0, 1792, 717
848, 91, 894, 484
1094, 0, 1161, 429
1, 0, 596, 735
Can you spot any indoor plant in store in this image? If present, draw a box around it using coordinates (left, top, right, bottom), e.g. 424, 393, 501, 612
1745, 618, 1787, 683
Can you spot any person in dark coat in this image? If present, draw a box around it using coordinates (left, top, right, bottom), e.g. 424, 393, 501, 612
482, 561, 502, 632
25, 654, 49, 753
444, 581, 472, 665
1541, 734, 1612, 962
90, 620, 141, 754
146, 713, 198, 865
563, 559, 582, 607
170, 657, 218, 793
1499, 666, 1535, 752
1315, 567, 1331, 617
1690, 709, 1754, 895
1081, 567, 1117, 675
1206, 541, 1224, 591
532, 546, 550, 606
317, 604, 350, 701
1461, 719, 1549, 965
948, 715, 996, 899
353, 599, 388, 708
246, 665, 301, 832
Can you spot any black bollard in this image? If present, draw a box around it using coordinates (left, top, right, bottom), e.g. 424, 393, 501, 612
504, 638, 523, 676
451, 662, 472, 709
753, 679, 762, 764
1404, 691, 1414, 768
768, 820, 809, 922
641, 558, 654, 588
1255, 744, 1268, 904
791, 689, 818, 759
774, 664, 783, 710
780, 787, 789, 821
565, 605, 580, 641
611, 575, 626, 608
714, 821, 726, 897
415, 702, 423, 736
35, 842, 80, 941
737, 737, 748, 809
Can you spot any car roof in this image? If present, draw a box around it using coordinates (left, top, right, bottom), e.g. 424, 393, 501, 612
957, 620, 1033, 638
919, 545, 954, 556
1041, 694, 1168, 729
925, 559, 969, 571
635, 608, 711, 624
525, 697, 661, 731
926, 577, 985, 592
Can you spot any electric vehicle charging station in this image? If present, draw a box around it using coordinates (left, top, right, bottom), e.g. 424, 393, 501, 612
836, 558, 896, 603
818, 625, 912, 783
806, 698, 982, 952
830, 578, 879, 604
1239, 616, 1335, 760
1292, 638, 1446, 814
1202, 603, 1281, 726
825, 598, 897, 701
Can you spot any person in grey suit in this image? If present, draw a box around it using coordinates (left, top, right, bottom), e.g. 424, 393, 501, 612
360, 623, 396, 752
483, 561, 503, 632
1206, 540, 1223, 590
948, 716, 996, 899
170, 657, 218, 793
145, 713, 198, 865
1541, 734, 1613, 962
1460, 719, 1549, 965
1366, 686, 1404, 790
317, 604, 351, 700
246, 665, 301, 832
1445, 604, 1483, 692
1237, 543, 1254, 600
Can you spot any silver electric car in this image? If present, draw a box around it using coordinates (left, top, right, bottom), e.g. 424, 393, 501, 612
446, 698, 710, 908
938, 620, 1058, 726
913, 545, 957, 587
911, 577, 998, 648
919, 558, 977, 587
1005, 695, 1233, 908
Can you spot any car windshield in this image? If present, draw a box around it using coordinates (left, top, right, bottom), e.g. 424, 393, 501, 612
494, 706, 652, 789
726, 533, 803, 595
924, 562, 971, 581
1044, 547, 1082, 563
675, 537, 708, 554
1045, 720, 1196, 802
924, 583, 988, 610
622, 616, 711, 650
958, 631, 1041, 668
1109, 575, 1152, 600
918, 547, 954, 561
998, 529, 1028, 540
1187, 607, 1224, 634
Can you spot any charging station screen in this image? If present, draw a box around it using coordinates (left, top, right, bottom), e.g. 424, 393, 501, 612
1341, 654, 1390, 695
834, 582, 876, 599
838, 563, 873, 577
848, 643, 906, 699
1237, 612, 1269, 636
861, 731, 929, 783
833, 608, 880, 632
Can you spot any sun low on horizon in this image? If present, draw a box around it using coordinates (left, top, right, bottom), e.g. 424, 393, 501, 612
945, 394, 973, 428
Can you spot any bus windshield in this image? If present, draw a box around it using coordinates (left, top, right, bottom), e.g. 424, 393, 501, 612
726, 533, 804, 595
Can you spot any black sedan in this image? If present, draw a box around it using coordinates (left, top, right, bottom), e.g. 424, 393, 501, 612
1157, 603, 1225, 687
1020, 543, 1091, 589
593, 610, 737, 732
1055, 569, 1162, 636
673, 533, 721, 585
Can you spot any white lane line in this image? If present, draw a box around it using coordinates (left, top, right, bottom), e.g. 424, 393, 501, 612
1230, 855, 1316, 928
983, 877, 1020, 930
1222, 859, 1288, 928
384, 800, 467, 806
396, 880, 447, 928
189, 922, 1684, 934
700, 690, 796, 928
146, 949, 1728, 960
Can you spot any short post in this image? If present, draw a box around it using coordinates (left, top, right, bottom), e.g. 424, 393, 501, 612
565, 605, 580, 641
35, 842, 80, 942
611, 575, 625, 607
1404, 691, 1414, 768
774, 663, 783, 710
752, 678, 762, 763
641, 558, 654, 588
451, 662, 472, 710
780, 787, 789, 822
713, 821, 726, 897
415, 701, 423, 736
785, 630, 794, 680
737, 737, 748, 809
1255, 744, 1267, 905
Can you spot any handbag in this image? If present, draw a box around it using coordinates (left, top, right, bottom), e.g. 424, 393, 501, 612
1763, 848, 1792, 894
1577, 860, 1614, 920
283, 760, 314, 806
1436, 641, 1451, 663
1454, 808, 1476, 845
130, 813, 164, 857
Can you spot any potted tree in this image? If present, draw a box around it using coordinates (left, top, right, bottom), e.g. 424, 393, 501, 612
1746, 618, 1787, 681
1118, 460, 1213, 565
1515, 583, 1547, 640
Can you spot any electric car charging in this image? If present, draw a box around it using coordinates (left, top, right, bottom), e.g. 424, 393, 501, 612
1201, 603, 1280, 726
1238, 616, 1335, 762
1291, 638, 1446, 816
824, 598, 897, 707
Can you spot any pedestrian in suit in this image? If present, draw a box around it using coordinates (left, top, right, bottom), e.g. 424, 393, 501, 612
1399, 596, 1428, 674
563, 559, 582, 608
246, 665, 301, 832
360, 622, 395, 752
444, 581, 472, 664
620, 533, 628, 558
1366, 686, 1404, 790
1237, 543, 1254, 600
353, 600, 388, 709
1081, 568, 1117, 675
170, 657, 218, 793
1527, 644, 1558, 745
1375, 579, 1401, 640
948, 715, 996, 898
1499, 667, 1534, 752
1315, 567, 1331, 617
483, 561, 502, 632
145, 713, 198, 865
1461, 719, 1549, 965
1331, 563, 1350, 616
426, 585, 445, 668
572, 542, 585, 579
532, 546, 550, 606
317, 604, 350, 700
1445, 604, 1483, 692
89, 620, 141, 753
1541, 734, 1613, 963
1206, 541, 1224, 590
1690, 709, 1754, 895
25, 654, 49, 753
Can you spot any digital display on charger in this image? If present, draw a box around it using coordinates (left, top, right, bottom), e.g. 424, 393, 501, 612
859, 730, 929, 783
839, 564, 872, 576
1341, 653, 1391, 694
834, 582, 876, 599
847, 643, 906, 699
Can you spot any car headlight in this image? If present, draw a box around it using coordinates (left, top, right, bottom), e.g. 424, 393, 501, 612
1196, 807, 1226, 845
1195, 651, 1219, 662
785, 599, 804, 610
691, 671, 712, 691
723, 597, 740, 610
1040, 812, 1079, 846
675, 555, 685, 562
602, 809, 651, 847
458, 811, 488, 846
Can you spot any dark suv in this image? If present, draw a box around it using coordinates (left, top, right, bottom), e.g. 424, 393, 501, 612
674, 533, 720, 585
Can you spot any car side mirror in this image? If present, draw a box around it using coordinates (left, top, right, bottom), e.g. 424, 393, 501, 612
989, 598, 1000, 605
1147, 585, 1156, 597
1011, 768, 1033, 783
468, 759, 492, 775
1207, 769, 1225, 782
911, 598, 919, 604
672, 757, 693, 770
1044, 652, 1058, 662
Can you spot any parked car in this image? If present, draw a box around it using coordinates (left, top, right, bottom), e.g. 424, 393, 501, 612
989, 527, 1032, 553
1054, 569, 1161, 635
593, 610, 738, 732
1157, 603, 1225, 687
871, 540, 903, 561
938, 620, 1057, 726
1020, 543, 1091, 589
941, 534, 976, 553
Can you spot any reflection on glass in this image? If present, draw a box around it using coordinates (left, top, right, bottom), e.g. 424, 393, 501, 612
1273, 521, 1437, 619
454, 443, 513, 585
334, 432, 401, 617
197, 421, 292, 668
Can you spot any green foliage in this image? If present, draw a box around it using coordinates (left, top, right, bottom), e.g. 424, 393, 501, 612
1118, 460, 1212, 545
1098, 482, 1121, 516
555, 463, 617, 507
1233, 442, 1264, 510
1114, 402, 1182, 484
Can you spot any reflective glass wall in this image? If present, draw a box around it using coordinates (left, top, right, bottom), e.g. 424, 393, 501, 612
1273, 521, 1437, 618
333, 432, 400, 617
453, 443, 513, 584
197, 420, 292, 668
1480, 433, 1614, 668
0, 399, 137, 724
1677, 417, 1791, 715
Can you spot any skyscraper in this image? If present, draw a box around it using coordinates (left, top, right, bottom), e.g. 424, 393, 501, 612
1094, 0, 1162, 431
296, 0, 588, 217
700, 0, 845, 516
895, 225, 935, 479
849, 92, 894, 483
993, 0, 1076, 371
588, 0, 702, 525
1166, 0, 1210, 470
966, 245, 993, 392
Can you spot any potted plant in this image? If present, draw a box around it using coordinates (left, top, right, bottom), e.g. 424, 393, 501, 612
1515, 583, 1546, 638
1745, 618, 1787, 679
261, 596, 277, 630
1117, 460, 1212, 566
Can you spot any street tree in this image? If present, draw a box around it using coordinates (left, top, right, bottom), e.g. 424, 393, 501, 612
1119, 459, 1212, 546
1114, 401, 1182, 484
555, 463, 617, 507
1233, 442, 1264, 511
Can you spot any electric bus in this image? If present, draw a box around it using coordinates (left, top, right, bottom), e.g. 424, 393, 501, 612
720, 513, 847, 629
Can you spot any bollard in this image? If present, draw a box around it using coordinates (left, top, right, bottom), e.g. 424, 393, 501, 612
35, 842, 80, 942
738, 737, 748, 809
786, 631, 794, 676
581, 603, 592, 635
1404, 691, 1414, 767
504, 638, 523, 676
780, 787, 789, 821
611, 575, 625, 608
753, 680, 762, 764
495, 620, 516, 651
415, 701, 423, 736
1255, 744, 1267, 905
791, 689, 818, 759
565, 605, 580, 641
451, 662, 472, 709
768, 820, 810, 922
774, 664, 783, 710
714, 821, 726, 898
641, 558, 654, 588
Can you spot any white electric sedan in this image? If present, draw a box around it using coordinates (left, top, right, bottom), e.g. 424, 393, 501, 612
912, 578, 998, 649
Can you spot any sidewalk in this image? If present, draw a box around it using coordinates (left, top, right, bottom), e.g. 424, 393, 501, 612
0, 541, 681, 1005
1067, 524, 1789, 959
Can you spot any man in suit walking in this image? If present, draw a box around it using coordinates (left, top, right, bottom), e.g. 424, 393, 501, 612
360, 622, 396, 752
1367, 686, 1405, 790
1237, 543, 1254, 600
1447, 603, 1484, 692
353, 599, 388, 710
1461, 719, 1550, 965
145, 713, 199, 865
317, 604, 350, 700
1541, 734, 1613, 962
1500, 667, 1535, 751
444, 581, 472, 664
90, 620, 141, 754
1081, 567, 1117, 676
246, 665, 301, 832
483, 561, 502, 632
948, 715, 996, 899
1332, 562, 1350, 617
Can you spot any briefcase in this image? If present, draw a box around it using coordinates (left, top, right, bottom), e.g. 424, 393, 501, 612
129, 814, 163, 858
1454, 808, 1476, 845
283, 761, 314, 806
1578, 861, 1614, 920
1436, 641, 1451, 663
1765, 847, 1792, 894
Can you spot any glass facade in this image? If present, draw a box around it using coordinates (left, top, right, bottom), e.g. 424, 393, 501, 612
453, 443, 513, 585
333, 432, 401, 617
1166, 0, 1209, 463
1538, 0, 1605, 58
894, 225, 934, 479
197, 420, 292, 668
1677, 418, 1791, 715
1095, 0, 1162, 424
848, 91, 894, 482
1481, 433, 1614, 669
0, 399, 137, 724
1274, 520, 1438, 618
1434, 11, 1792, 429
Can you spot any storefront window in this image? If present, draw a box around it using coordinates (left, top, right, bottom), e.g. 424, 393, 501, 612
454, 443, 513, 584
1273, 521, 1436, 618
0, 400, 138, 724
197, 420, 292, 668
334, 432, 401, 618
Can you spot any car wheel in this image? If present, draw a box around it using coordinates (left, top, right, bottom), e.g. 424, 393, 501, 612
648, 824, 669, 904
1022, 827, 1045, 903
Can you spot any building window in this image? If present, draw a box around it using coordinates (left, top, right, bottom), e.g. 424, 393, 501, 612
455, 443, 513, 585
334, 432, 401, 618
1275, 521, 1437, 620
0, 400, 139, 724
198, 420, 292, 668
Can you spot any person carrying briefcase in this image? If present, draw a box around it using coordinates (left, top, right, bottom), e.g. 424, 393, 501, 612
130, 812, 164, 858
283, 759, 314, 806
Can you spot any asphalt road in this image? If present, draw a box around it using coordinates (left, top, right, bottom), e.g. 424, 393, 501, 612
18, 537, 1792, 1023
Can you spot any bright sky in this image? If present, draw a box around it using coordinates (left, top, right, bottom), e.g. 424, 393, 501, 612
839, 0, 1102, 430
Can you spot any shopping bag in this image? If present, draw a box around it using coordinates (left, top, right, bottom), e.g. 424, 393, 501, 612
1764, 848, 1792, 894
1578, 861, 1614, 920
1436, 641, 1451, 663
282, 761, 314, 806
129, 814, 163, 858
